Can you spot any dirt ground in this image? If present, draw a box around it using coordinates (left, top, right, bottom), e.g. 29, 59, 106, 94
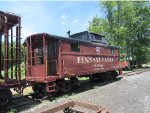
20, 70, 150, 113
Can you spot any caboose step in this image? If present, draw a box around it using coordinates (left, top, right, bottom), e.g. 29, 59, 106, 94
46, 83, 55, 93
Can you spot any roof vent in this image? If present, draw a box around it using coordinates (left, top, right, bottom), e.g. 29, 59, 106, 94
67, 30, 70, 37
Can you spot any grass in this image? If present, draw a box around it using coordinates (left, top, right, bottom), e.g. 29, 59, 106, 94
23, 86, 33, 95
11, 86, 33, 95
7, 109, 17, 113
142, 63, 150, 67
78, 77, 89, 81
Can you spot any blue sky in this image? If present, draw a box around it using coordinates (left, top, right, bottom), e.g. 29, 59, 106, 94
0, 1, 105, 41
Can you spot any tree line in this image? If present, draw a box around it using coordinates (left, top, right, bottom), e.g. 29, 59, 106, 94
0, 41, 24, 70
88, 1, 150, 67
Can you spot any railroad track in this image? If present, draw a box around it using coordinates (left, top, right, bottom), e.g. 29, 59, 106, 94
1, 69, 149, 112
9, 96, 37, 109
1, 93, 50, 113
122, 68, 150, 76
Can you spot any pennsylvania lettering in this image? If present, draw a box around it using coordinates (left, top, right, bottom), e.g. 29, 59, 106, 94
77, 57, 114, 64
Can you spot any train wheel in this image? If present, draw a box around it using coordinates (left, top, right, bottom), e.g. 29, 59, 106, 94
70, 77, 80, 88
89, 75, 96, 82
60, 80, 72, 93
32, 83, 45, 94
0, 88, 12, 106
32, 83, 38, 93
110, 71, 118, 80
54, 83, 60, 93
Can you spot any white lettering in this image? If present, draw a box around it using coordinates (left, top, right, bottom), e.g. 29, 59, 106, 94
85, 57, 89, 63
81, 57, 84, 63
77, 57, 114, 64
77, 57, 80, 63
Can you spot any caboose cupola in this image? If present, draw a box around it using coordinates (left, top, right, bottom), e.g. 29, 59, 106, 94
70, 31, 107, 44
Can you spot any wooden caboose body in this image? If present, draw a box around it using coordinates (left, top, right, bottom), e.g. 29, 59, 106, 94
24, 31, 120, 93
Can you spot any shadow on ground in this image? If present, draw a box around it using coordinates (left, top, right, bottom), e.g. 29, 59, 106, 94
1, 94, 42, 113
49, 77, 123, 101
1, 77, 122, 113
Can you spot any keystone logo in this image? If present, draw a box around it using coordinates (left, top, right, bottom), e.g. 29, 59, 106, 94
96, 47, 100, 54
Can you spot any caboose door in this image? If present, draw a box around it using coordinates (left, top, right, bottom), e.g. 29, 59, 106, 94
46, 39, 58, 76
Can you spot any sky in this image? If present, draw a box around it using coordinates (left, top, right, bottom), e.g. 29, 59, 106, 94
0, 1, 105, 41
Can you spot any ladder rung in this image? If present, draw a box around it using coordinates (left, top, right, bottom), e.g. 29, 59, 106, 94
47, 85, 55, 88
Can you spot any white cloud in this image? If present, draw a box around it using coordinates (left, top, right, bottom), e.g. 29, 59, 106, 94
61, 22, 65, 25
61, 14, 70, 25
73, 19, 79, 24
61, 14, 67, 20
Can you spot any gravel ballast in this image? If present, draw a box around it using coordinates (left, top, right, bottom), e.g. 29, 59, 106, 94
20, 70, 150, 113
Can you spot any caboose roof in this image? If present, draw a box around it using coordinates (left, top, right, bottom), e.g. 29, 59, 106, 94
70, 31, 105, 38
24, 33, 119, 49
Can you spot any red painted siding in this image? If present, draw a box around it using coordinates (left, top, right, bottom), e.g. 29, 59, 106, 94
59, 41, 119, 77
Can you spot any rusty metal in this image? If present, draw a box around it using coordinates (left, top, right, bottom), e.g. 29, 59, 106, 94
58, 40, 62, 77
25, 34, 119, 83
18, 17, 21, 81
40, 101, 108, 113
0, 33, 2, 78
15, 26, 18, 80
4, 20, 8, 83
10, 28, 13, 79
25, 39, 31, 76
24, 33, 120, 93
43, 35, 46, 67
30, 36, 32, 67
0, 11, 21, 87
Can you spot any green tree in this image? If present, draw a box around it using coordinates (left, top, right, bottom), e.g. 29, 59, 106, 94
131, 2, 150, 66
0, 41, 25, 70
88, 1, 150, 67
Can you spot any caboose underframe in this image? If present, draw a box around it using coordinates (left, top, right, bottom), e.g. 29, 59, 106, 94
25, 33, 120, 93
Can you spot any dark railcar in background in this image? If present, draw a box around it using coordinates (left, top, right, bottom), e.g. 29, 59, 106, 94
24, 31, 121, 93
0, 11, 22, 105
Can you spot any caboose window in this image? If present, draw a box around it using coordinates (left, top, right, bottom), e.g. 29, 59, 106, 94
111, 49, 115, 54
35, 47, 44, 65
46, 41, 58, 55
71, 43, 80, 52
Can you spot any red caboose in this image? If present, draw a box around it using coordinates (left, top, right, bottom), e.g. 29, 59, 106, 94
24, 31, 120, 93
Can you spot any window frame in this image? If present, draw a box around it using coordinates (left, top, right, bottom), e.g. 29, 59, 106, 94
34, 47, 44, 65
70, 43, 80, 52
111, 49, 115, 55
